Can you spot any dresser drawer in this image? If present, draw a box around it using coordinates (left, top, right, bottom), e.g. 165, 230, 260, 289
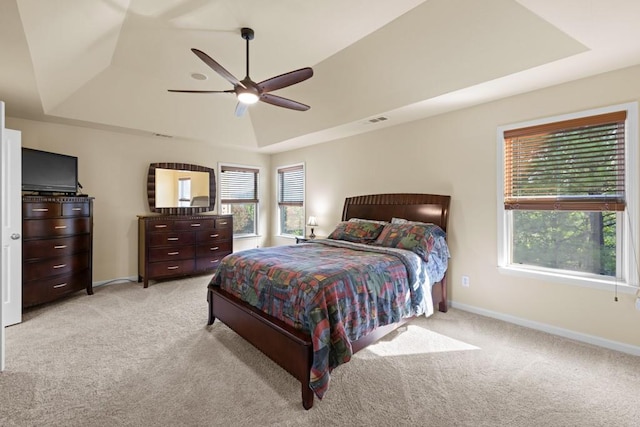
196, 227, 232, 243
23, 269, 90, 307
215, 217, 232, 228
23, 202, 61, 219
148, 245, 195, 262
196, 241, 232, 257
148, 259, 195, 279
145, 220, 181, 232
62, 202, 90, 217
23, 217, 90, 239
23, 252, 90, 282
175, 218, 215, 230
196, 255, 228, 272
148, 231, 195, 247
23, 234, 90, 260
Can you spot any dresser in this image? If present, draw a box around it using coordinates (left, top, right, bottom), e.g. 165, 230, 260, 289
22, 196, 94, 307
138, 215, 233, 287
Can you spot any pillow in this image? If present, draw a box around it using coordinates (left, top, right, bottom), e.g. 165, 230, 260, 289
374, 223, 444, 262
348, 218, 388, 225
327, 221, 385, 243
391, 218, 446, 238
391, 217, 411, 224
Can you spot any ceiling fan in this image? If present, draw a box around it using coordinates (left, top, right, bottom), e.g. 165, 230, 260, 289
169, 27, 313, 117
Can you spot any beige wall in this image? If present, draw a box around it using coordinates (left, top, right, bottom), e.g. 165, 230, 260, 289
271, 64, 640, 350
8, 64, 640, 351
7, 118, 271, 281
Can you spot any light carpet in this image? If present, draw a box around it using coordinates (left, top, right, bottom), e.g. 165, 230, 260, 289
1, 276, 639, 426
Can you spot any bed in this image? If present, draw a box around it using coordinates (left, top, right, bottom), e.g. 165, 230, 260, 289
207, 193, 451, 409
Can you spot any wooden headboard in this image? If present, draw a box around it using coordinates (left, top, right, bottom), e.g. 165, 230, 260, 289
341, 193, 451, 232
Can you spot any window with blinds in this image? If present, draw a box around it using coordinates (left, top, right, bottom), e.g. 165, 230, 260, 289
219, 165, 259, 236
220, 166, 258, 204
498, 103, 638, 285
277, 165, 304, 206
277, 164, 305, 236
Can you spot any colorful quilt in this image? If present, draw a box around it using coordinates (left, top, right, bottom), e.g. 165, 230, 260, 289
209, 238, 447, 399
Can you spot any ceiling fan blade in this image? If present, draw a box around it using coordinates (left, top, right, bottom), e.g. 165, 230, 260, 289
258, 67, 313, 93
235, 102, 249, 117
191, 48, 245, 88
168, 89, 234, 93
260, 93, 310, 111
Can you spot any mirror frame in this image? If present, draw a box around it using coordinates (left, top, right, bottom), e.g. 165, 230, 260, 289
147, 162, 216, 215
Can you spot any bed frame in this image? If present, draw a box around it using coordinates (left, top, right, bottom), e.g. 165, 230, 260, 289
207, 193, 451, 409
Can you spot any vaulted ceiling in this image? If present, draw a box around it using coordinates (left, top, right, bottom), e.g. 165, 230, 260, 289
2, 0, 640, 153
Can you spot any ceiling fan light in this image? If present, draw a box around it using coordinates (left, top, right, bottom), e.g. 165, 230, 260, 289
237, 91, 259, 104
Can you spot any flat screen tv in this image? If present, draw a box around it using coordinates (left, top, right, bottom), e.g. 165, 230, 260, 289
22, 147, 78, 195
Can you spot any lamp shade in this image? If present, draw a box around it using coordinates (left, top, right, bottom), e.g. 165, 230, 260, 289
307, 216, 318, 227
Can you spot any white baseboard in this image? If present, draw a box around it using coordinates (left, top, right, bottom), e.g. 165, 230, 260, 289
450, 301, 640, 357
92, 276, 138, 288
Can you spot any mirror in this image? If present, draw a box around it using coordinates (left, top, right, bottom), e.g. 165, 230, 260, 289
147, 163, 216, 215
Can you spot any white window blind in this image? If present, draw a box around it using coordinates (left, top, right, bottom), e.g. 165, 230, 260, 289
278, 165, 304, 207
220, 166, 258, 203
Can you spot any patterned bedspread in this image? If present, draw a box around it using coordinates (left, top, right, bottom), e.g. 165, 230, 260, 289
209, 238, 447, 399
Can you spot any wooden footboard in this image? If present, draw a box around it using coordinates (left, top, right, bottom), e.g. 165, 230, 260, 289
208, 287, 315, 409
207, 278, 447, 410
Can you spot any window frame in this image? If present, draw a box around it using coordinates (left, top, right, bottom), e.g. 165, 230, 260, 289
497, 102, 639, 292
218, 163, 260, 238
276, 162, 305, 238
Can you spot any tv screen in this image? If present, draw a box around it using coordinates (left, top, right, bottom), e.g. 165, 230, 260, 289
22, 148, 78, 195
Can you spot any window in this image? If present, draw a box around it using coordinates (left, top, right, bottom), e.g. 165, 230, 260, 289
219, 165, 259, 236
177, 178, 191, 207
498, 103, 638, 288
277, 164, 305, 237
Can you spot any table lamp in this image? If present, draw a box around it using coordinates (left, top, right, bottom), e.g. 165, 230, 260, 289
307, 216, 318, 239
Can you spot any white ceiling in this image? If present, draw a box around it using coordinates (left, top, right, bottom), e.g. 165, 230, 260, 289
2, 0, 640, 153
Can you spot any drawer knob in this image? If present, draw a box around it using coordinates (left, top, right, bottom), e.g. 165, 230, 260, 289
167, 266, 180, 270
219, 222, 227, 225
155, 224, 168, 228
53, 264, 67, 269
53, 283, 68, 289
167, 237, 179, 241
54, 245, 67, 249
32, 208, 49, 212
54, 225, 67, 229
167, 251, 179, 256
190, 223, 201, 227
72, 207, 82, 211
210, 234, 219, 238
210, 247, 219, 251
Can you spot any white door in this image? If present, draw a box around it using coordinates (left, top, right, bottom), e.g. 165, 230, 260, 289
1, 101, 23, 370
2, 127, 22, 325
0, 100, 4, 370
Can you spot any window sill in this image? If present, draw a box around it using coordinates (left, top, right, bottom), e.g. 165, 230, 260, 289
498, 265, 638, 294
233, 234, 261, 240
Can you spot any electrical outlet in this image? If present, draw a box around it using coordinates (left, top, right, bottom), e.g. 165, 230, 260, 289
461, 275, 470, 287
635, 297, 640, 311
